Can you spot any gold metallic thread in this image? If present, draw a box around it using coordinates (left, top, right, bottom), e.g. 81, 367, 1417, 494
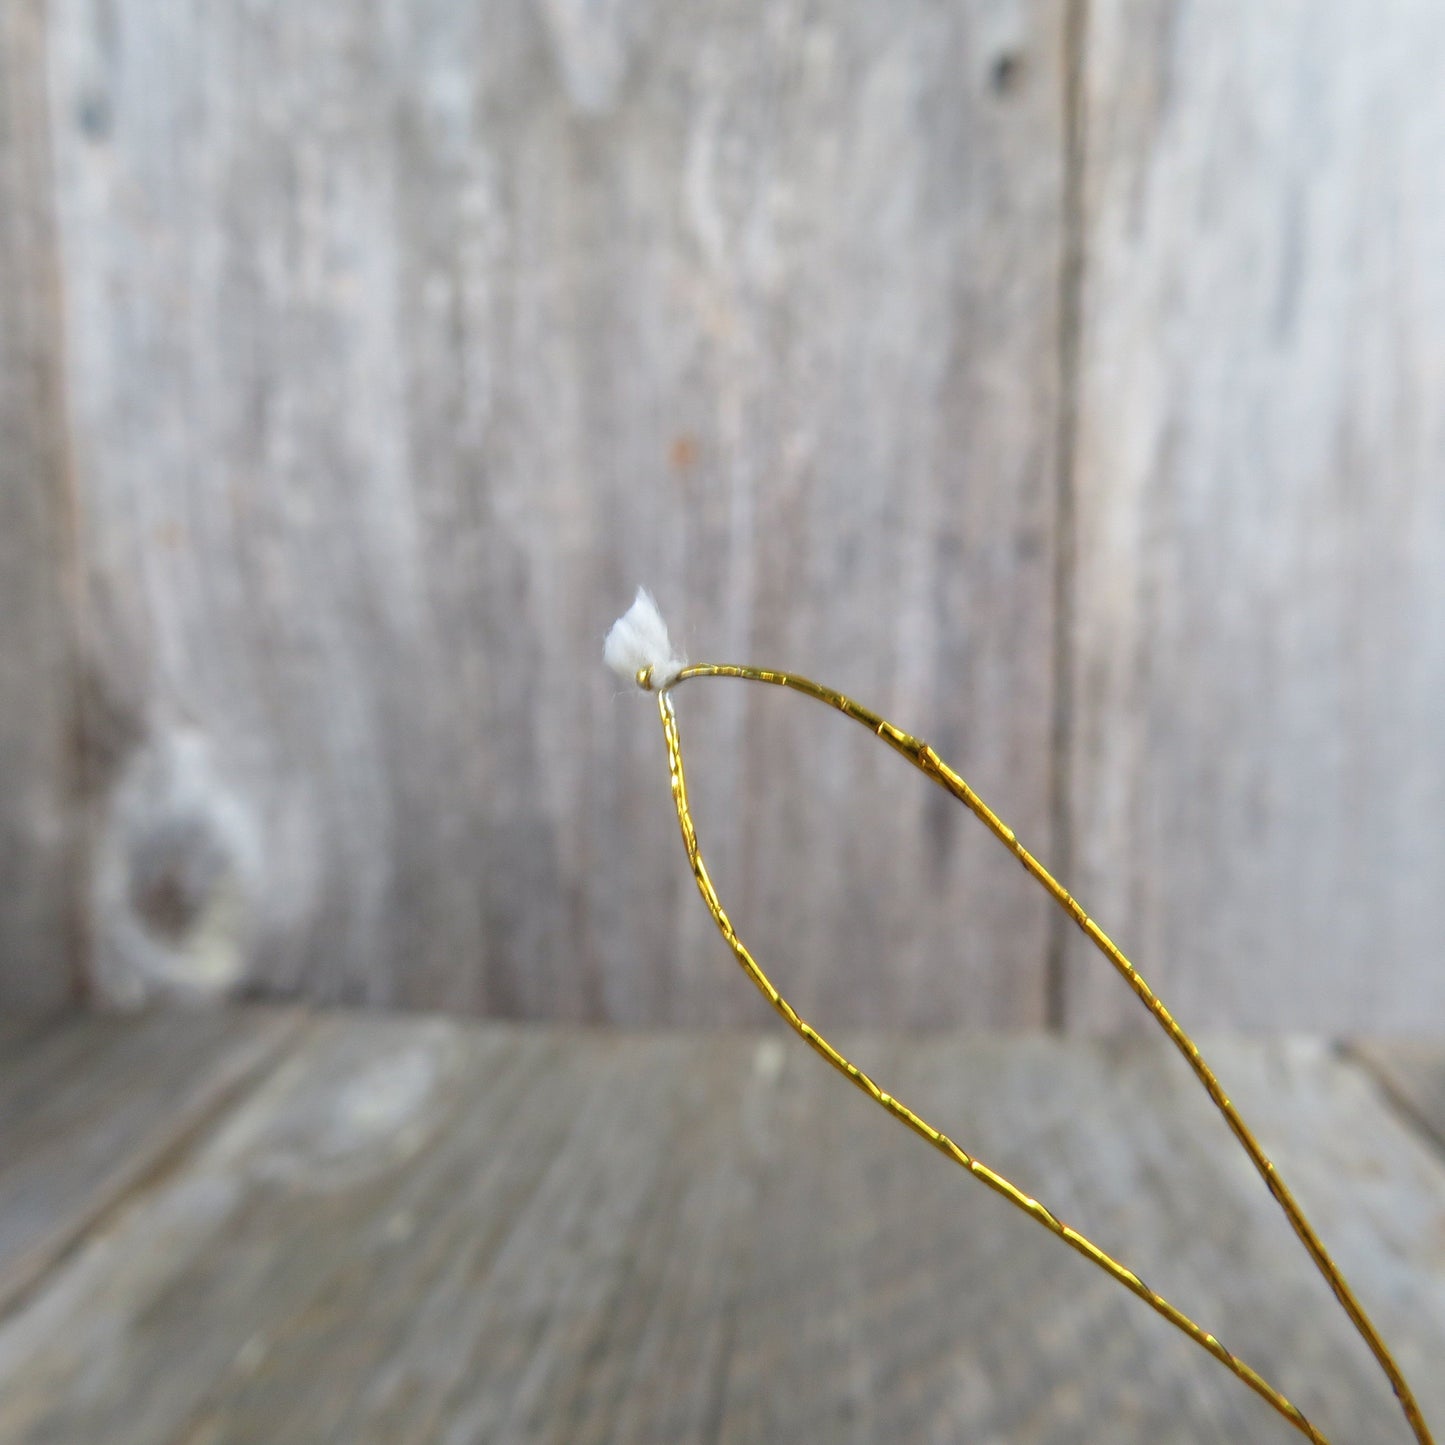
650, 661, 1433, 1445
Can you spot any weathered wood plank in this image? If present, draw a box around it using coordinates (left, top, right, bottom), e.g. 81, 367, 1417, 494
1348, 1039, 1445, 1158
0, 1020, 1440, 1442
1064, 0, 1445, 1030
42, 0, 1067, 1024
0, 1017, 764, 1445
0, 0, 77, 1011
0, 1015, 56, 1056
0, 1006, 304, 1315
715, 1035, 1445, 1442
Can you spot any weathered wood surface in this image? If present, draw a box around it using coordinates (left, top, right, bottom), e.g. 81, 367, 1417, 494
1063, 0, 1445, 1031
0, 1007, 301, 1314
0, 1012, 1442, 1443
38, 0, 1067, 1024
5, 0, 1445, 1031
0, 0, 76, 1012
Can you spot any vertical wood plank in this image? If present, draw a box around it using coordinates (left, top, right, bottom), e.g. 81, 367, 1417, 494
45, 0, 1068, 1024
1065, 0, 1445, 1030
0, 0, 77, 1012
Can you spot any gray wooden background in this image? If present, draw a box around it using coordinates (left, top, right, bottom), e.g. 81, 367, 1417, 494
2, 0, 1442, 1030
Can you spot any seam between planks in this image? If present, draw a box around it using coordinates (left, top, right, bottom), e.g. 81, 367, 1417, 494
0, 1007, 315, 1325
27, 0, 95, 1009
1045, 0, 1091, 1033
1337, 1039, 1445, 1164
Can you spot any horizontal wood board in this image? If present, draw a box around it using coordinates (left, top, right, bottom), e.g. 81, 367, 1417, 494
0, 1006, 302, 1314
0, 1012, 1442, 1442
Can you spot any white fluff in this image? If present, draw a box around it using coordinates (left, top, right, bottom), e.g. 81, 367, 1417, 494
604, 587, 686, 688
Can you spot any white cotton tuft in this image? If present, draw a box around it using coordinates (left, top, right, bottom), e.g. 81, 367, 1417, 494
604, 587, 686, 689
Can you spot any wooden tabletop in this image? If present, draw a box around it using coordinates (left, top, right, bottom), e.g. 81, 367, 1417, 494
0, 1011, 1441, 1444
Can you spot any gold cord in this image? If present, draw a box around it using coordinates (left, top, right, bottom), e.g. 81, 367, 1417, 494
651, 661, 1433, 1445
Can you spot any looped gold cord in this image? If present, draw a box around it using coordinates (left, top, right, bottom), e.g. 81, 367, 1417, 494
653, 663, 1433, 1445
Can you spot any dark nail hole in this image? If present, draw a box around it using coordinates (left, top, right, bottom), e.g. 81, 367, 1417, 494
991, 52, 1024, 95
77, 91, 112, 140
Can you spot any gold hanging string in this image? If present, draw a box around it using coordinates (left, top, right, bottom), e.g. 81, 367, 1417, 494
647, 661, 1433, 1445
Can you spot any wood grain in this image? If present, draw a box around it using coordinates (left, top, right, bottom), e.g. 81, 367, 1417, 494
0, 1006, 303, 1315
0, 1015, 1441, 1443
1063, 0, 1445, 1031
11, 0, 1445, 1031
712, 1035, 1445, 1443
40, 0, 1068, 1024
0, 0, 77, 1011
